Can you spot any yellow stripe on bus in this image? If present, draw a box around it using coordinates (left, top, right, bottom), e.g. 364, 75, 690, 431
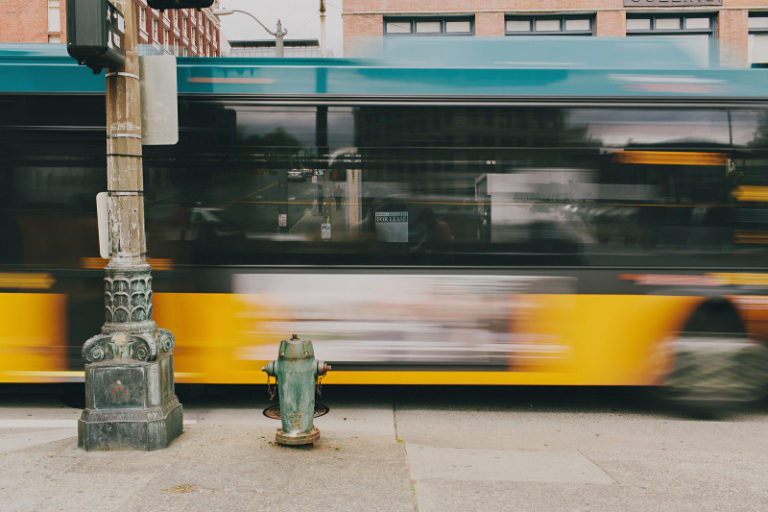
0, 294, 67, 383
732, 186, 768, 202
613, 150, 729, 166
0, 273, 55, 289
80, 257, 174, 270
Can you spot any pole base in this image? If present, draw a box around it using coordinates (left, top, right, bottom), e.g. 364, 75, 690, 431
78, 354, 183, 451
78, 398, 182, 451
276, 426, 320, 446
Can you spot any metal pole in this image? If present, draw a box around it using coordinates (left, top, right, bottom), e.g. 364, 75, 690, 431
275, 19, 284, 58
319, 0, 327, 58
78, 0, 182, 451
105, 3, 143, 271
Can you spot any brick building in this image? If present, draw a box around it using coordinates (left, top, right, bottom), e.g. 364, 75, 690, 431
343, 0, 768, 67
0, 0, 222, 57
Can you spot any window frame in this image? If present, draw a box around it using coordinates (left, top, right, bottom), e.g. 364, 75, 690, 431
504, 14, 595, 36
626, 12, 716, 37
749, 12, 768, 67
383, 16, 475, 36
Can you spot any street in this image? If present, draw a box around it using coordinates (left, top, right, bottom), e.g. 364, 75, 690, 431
1, 385, 767, 511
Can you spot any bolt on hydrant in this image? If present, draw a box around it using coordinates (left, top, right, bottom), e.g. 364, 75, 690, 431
263, 334, 331, 445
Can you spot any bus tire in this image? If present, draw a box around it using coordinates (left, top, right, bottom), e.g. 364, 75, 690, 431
658, 336, 768, 417
658, 297, 768, 416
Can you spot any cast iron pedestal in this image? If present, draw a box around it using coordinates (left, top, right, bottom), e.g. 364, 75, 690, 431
77, 268, 183, 451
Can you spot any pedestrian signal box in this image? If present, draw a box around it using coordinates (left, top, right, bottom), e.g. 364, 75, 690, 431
147, 0, 214, 10
66, 0, 125, 74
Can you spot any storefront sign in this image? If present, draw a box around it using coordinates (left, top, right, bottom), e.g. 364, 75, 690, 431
625, 0, 721, 6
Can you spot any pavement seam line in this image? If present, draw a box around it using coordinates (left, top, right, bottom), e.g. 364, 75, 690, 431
393, 398, 420, 512
577, 448, 617, 484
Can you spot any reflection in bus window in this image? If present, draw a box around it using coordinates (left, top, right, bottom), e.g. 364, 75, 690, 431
5, 98, 768, 268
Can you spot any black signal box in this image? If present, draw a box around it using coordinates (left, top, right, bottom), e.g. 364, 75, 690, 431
147, 0, 214, 10
66, 0, 126, 74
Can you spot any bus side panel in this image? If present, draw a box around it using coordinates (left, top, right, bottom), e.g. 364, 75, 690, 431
153, 292, 279, 384
733, 296, 768, 342
575, 295, 698, 385
515, 294, 701, 385
0, 293, 67, 383
154, 290, 703, 386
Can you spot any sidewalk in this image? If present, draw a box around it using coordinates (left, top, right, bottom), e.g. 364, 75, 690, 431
2, 386, 768, 512
0, 391, 412, 512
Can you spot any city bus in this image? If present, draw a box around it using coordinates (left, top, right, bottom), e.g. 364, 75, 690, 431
2, 39, 768, 409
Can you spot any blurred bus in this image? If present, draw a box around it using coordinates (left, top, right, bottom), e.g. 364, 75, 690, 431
2, 39, 768, 409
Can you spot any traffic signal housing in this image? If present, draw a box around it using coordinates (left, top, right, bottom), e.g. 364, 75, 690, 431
66, 0, 126, 74
147, 0, 214, 10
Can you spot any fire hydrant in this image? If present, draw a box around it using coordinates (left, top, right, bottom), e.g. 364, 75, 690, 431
262, 334, 330, 445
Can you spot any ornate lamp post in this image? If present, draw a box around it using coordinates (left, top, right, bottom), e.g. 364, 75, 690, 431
77, 0, 183, 451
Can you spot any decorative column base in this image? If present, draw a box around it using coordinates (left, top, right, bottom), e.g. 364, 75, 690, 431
78, 350, 183, 451
78, 266, 183, 450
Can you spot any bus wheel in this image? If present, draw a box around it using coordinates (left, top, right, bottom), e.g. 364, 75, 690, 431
659, 335, 768, 416
658, 297, 768, 416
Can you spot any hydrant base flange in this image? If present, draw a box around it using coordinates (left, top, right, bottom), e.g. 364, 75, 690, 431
276, 427, 320, 446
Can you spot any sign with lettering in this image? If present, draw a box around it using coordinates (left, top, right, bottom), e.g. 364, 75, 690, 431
375, 211, 408, 242
625, 0, 721, 6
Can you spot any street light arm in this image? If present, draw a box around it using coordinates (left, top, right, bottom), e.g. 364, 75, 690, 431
214, 9, 286, 37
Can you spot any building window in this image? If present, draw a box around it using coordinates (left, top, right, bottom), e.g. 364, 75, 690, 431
47, 0, 60, 33
48, 34, 61, 43
152, 19, 159, 41
182, 15, 188, 37
164, 29, 170, 50
384, 16, 474, 36
191, 25, 196, 44
749, 13, 768, 67
139, 8, 146, 32
626, 13, 715, 65
505, 15, 594, 36
626, 13, 714, 35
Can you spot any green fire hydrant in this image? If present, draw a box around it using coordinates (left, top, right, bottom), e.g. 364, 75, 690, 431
262, 335, 330, 445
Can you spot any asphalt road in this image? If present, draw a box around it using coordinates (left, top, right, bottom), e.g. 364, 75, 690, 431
1, 384, 768, 511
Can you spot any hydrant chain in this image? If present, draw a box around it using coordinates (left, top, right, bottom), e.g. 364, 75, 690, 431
266, 374, 277, 401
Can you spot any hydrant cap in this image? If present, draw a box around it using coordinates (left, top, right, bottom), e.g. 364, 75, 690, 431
278, 334, 315, 360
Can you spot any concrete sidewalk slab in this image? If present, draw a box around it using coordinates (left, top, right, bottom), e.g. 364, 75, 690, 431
406, 444, 614, 484
0, 423, 414, 512
393, 405, 768, 512
3, 386, 768, 512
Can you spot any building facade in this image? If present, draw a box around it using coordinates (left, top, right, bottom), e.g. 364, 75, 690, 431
226, 40, 322, 58
343, 0, 768, 67
0, 0, 222, 57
